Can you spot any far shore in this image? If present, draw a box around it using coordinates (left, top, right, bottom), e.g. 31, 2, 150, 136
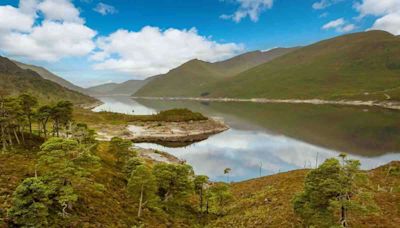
132, 96, 400, 111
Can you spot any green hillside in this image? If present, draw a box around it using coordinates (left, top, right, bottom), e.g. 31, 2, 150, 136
209, 31, 400, 101
14, 61, 88, 95
87, 79, 150, 95
135, 48, 298, 97
0, 56, 97, 105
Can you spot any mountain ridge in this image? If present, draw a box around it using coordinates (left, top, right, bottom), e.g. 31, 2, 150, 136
134, 47, 299, 97
0, 56, 97, 105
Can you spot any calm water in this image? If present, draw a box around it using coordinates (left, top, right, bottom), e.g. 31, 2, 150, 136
94, 96, 400, 182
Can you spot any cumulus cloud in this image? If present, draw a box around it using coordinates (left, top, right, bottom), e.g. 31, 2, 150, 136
220, 0, 274, 23
94, 2, 117, 15
355, 0, 400, 35
0, 0, 96, 61
90, 26, 243, 78
312, 0, 344, 10
322, 18, 356, 33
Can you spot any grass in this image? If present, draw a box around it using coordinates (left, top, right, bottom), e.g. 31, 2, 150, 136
209, 161, 400, 228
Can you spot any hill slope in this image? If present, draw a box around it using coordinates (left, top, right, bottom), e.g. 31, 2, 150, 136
0, 56, 97, 105
134, 48, 298, 97
87, 79, 150, 96
14, 61, 88, 95
209, 31, 400, 101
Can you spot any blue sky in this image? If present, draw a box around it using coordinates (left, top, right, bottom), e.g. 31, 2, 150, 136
0, 0, 398, 87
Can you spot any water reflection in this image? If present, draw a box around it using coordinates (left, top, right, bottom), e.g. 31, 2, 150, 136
93, 96, 156, 115
93, 96, 400, 182
137, 129, 399, 181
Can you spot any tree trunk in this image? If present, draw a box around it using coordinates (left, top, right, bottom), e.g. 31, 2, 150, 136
13, 128, 20, 145
340, 204, 347, 227
1, 125, 7, 152
28, 115, 32, 136
200, 187, 203, 213
43, 121, 48, 139
206, 195, 209, 214
56, 120, 59, 137
20, 127, 25, 144
7, 129, 13, 147
138, 184, 144, 218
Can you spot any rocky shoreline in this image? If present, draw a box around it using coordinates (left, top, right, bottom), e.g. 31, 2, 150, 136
95, 118, 229, 144
132, 96, 400, 110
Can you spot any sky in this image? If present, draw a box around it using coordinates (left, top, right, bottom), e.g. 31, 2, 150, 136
0, 0, 399, 87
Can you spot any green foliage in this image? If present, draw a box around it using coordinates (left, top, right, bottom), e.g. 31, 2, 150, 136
123, 157, 144, 177
209, 183, 234, 215
8, 177, 53, 227
71, 123, 96, 145
109, 137, 133, 163
37, 137, 101, 219
293, 156, 378, 227
152, 163, 194, 203
127, 165, 158, 217
194, 175, 209, 213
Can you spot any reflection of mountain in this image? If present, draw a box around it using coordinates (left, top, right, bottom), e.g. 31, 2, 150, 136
135, 98, 400, 156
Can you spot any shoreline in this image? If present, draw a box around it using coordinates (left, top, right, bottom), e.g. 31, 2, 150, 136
95, 118, 229, 144
132, 96, 400, 110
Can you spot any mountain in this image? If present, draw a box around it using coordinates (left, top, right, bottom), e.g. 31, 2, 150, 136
14, 61, 88, 95
134, 48, 298, 97
208, 31, 400, 101
0, 56, 97, 105
87, 79, 150, 95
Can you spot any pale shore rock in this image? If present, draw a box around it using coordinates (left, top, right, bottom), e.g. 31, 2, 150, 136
95, 118, 229, 144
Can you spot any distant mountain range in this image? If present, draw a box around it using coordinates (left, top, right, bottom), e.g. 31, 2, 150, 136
86, 79, 151, 96
128, 30, 400, 102
207, 30, 400, 101
0, 56, 97, 105
134, 48, 299, 97
14, 61, 88, 95
6, 30, 400, 103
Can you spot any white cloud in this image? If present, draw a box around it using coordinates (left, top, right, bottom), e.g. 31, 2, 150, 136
322, 18, 356, 33
370, 13, 400, 35
322, 18, 345, 29
220, 0, 274, 23
312, 0, 344, 10
0, 0, 96, 61
0, 5, 34, 32
355, 0, 400, 35
94, 2, 117, 15
38, 0, 83, 23
91, 26, 243, 78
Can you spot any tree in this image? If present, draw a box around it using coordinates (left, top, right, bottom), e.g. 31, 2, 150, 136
153, 163, 194, 204
18, 94, 37, 135
50, 101, 73, 137
293, 156, 378, 227
38, 137, 101, 216
127, 165, 158, 217
194, 175, 209, 213
209, 183, 233, 215
8, 177, 54, 227
224, 168, 231, 182
123, 157, 143, 178
109, 137, 133, 164
36, 105, 52, 138
71, 123, 96, 145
